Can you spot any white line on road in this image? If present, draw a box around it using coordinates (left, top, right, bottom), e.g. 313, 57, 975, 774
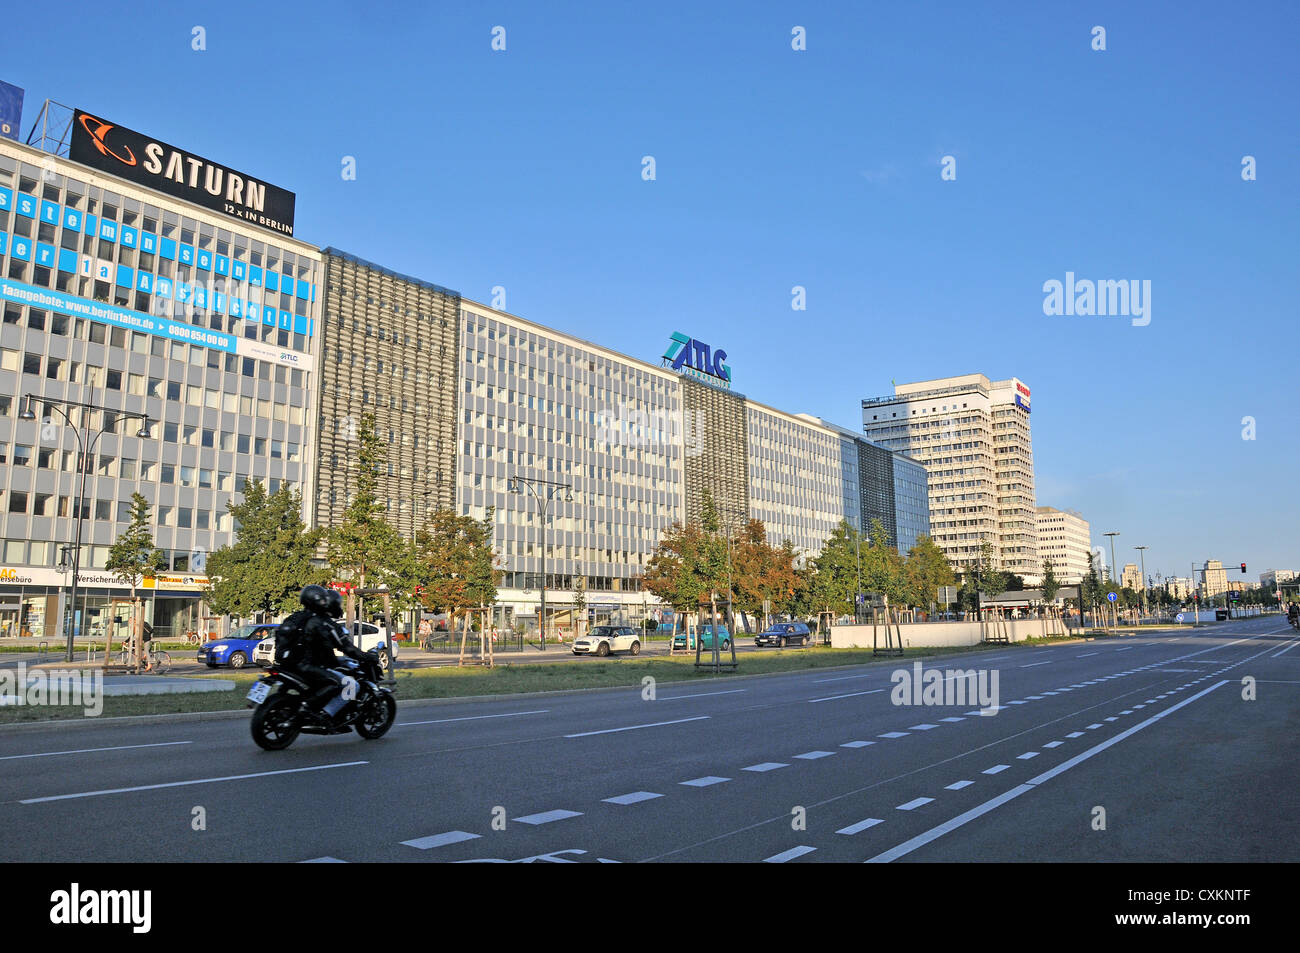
837, 817, 884, 835
1017, 752, 1039, 760
793, 751, 835, 760
402, 831, 481, 849
878, 731, 909, 738
945, 780, 974, 790
840, 741, 875, 748
400, 709, 549, 727
982, 765, 1010, 775
764, 846, 816, 863
659, 689, 748, 700
680, 776, 729, 787
0, 741, 192, 762
1021, 661, 1053, 668
908, 724, 940, 730
1076, 652, 1099, 658
866, 680, 1229, 863
811, 672, 878, 683
1043, 741, 1063, 748
940, 716, 965, 722
20, 761, 369, 804
513, 809, 583, 825
1065, 732, 1084, 738
743, 762, 789, 772
809, 689, 884, 703
897, 797, 934, 811
565, 716, 709, 738
603, 791, 663, 805
301, 856, 347, 863
1271, 641, 1299, 658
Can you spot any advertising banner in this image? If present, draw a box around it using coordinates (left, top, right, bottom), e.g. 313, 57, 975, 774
70, 109, 295, 235
0, 81, 23, 141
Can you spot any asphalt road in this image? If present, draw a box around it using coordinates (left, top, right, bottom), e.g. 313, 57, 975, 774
1, 615, 1296, 863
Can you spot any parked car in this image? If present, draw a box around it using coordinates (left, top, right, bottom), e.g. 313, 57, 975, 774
671, 624, 731, 651
573, 625, 642, 657
198, 624, 279, 669
755, 621, 812, 648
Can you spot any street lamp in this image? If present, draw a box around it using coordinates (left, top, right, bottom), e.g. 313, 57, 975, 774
509, 473, 573, 651
21, 395, 150, 662
1103, 532, 1120, 586
1135, 545, 1149, 621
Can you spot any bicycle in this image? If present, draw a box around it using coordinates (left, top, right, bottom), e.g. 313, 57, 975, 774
116, 646, 172, 674
182, 631, 203, 647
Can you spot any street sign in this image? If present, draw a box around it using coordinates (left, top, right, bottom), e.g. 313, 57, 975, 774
1175, 612, 1185, 623
938, 585, 957, 605
1107, 592, 1117, 603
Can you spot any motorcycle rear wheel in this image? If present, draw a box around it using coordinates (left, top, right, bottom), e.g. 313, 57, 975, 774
251, 694, 303, 750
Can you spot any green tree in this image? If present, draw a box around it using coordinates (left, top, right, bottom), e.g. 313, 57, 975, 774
1041, 559, 1061, 604
205, 480, 327, 620
959, 540, 1008, 614
641, 491, 730, 634
414, 508, 501, 630
730, 520, 800, 629
860, 519, 906, 605
902, 534, 955, 609
807, 520, 863, 619
326, 413, 404, 610
105, 493, 165, 671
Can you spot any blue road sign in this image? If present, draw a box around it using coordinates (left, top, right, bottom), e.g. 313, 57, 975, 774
1107, 592, 1118, 603
1176, 613, 1185, 623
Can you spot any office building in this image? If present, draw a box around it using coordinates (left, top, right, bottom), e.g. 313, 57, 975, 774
1034, 506, 1091, 583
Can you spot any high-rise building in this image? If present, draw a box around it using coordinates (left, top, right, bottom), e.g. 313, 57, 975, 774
1034, 506, 1091, 583
0, 106, 321, 640
1164, 577, 1192, 600
862, 373, 1036, 581
1201, 559, 1228, 600
1260, 569, 1295, 590
1121, 563, 1142, 591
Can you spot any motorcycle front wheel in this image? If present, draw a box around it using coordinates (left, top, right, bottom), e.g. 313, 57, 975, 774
251, 693, 303, 750
356, 692, 397, 740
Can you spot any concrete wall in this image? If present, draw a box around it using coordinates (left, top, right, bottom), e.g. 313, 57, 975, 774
830, 618, 1068, 649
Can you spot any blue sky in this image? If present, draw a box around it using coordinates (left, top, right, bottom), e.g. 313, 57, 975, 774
7, 1, 1298, 582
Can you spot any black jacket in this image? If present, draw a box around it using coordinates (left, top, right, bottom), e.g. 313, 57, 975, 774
283, 612, 365, 676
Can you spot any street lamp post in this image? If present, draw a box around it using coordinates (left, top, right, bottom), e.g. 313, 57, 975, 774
20, 396, 150, 663
509, 473, 572, 651
1135, 545, 1149, 622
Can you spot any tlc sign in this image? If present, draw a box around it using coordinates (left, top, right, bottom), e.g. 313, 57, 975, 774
663, 332, 731, 386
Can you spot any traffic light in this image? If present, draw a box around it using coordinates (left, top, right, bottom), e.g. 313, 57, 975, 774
1241, 563, 1247, 574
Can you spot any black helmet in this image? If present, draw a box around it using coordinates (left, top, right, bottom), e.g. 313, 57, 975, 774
301, 584, 343, 618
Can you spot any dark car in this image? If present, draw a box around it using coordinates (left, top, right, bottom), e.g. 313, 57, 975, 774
755, 621, 812, 648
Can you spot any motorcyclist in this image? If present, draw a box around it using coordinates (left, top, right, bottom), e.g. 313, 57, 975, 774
279, 584, 371, 724
1288, 602, 1299, 628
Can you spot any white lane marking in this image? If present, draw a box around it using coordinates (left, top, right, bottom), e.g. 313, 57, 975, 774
811, 672, 878, 683
1021, 661, 1053, 668
1115, 647, 1135, 652
1076, 652, 1099, 657
837, 817, 884, 835
840, 741, 875, 748
603, 791, 663, 805
1104, 717, 1119, 722
743, 762, 789, 773
1065, 732, 1084, 738
1025, 695, 1044, 700
402, 831, 481, 849
897, 797, 934, 811
301, 856, 347, 863
1041, 691, 1059, 695
1085, 723, 1103, 729
878, 731, 910, 738
764, 845, 816, 863
945, 780, 974, 790
940, 716, 965, 722
794, 750, 835, 760
809, 689, 884, 703
680, 776, 729, 787
1133, 704, 1146, 709
1121, 710, 1133, 715
19, 761, 368, 804
982, 765, 1010, 775
400, 709, 549, 727
1017, 752, 1039, 760
660, 689, 748, 700
866, 681, 1228, 863
1271, 641, 1299, 658
565, 716, 708, 738
1007, 700, 1028, 705
908, 724, 940, 730
513, 809, 583, 825
0, 741, 192, 762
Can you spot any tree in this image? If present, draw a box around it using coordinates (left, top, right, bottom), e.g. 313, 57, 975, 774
414, 508, 501, 632
1040, 558, 1062, 636
205, 480, 327, 621
807, 520, 862, 620
641, 491, 730, 637
1081, 551, 1105, 625
105, 493, 165, 672
572, 575, 587, 636
860, 519, 906, 606
902, 534, 955, 610
326, 413, 404, 614
730, 520, 800, 630
959, 540, 1008, 615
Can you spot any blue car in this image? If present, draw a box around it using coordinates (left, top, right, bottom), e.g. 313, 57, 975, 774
197, 624, 279, 669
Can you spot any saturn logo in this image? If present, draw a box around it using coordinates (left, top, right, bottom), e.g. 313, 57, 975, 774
78, 113, 137, 166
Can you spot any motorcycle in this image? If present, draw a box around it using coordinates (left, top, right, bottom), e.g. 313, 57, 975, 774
248, 650, 396, 750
